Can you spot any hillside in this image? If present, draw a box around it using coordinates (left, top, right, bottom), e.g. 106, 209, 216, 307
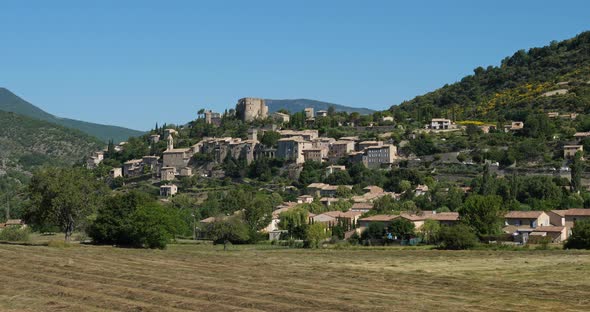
0, 110, 102, 174
265, 98, 375, 115
0, 88, 144, 142
391, 31, 590, 122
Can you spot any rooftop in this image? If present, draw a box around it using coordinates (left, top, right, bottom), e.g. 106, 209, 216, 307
505, 211, 544, 219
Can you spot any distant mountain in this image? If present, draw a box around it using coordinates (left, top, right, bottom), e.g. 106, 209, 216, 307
0, 110, 102, 174
265, 99, 376, 115
0, 88, 144, 143
391, 31, 590, 121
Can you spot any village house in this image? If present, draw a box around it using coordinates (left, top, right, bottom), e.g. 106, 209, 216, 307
307, 183, 352, 197
478, 124, 497, 134
179, 167, 193, 177
278, 129, 319, 141
563, 145, 583, 158
316, 110, 328, 117
329, 140, 356, 159
365, 144, 397, 168
302, 148, 324, 163
358, 140, 383, 151
160, 167, 176, 181
504, 211, 551, 228
296, 195, 314, 204
310, 211, 362, 229
149, 134, 160, 144
348, 151, 367, 167
358, 212, 459, 231
272, 112, 290, 124
86, 151, 104, 169
429, 118, 452, 130
277, 136, 312, 164
382, 116, 394, 122
548, 209, 590, 236
109, 168, 122, 178
560, 113, 578, 120
326, 165, 346, 176
311, 137, 334, 157
414, 184, 429, 196
304, 107, 314, 119
531, 226, 568, 243
505, 121, 524, 132
160, 184, 178, 197
123, 159, 144, 177
350, 202, 374, 213
574, 132, 590, 140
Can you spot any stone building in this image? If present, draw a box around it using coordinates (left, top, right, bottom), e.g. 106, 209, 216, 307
564, 145, 583, 158
160, 184, 178, 197
161, 167, 176, 181
277, 136, 312, 164
329, 140, 356, 159
304, 107, 314, 119
303, 148, 324, 163
236, 98, 268, 122
204, 110, 222, 125
272, 112, 290, 123
365, 144, 398, 168
278, 130, 319, 141
86, 151, 104, 169
123, 159, 144, 177
109, 168, 123, 178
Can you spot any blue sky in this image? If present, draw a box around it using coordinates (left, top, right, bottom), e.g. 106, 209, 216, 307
1, 0, 588, 130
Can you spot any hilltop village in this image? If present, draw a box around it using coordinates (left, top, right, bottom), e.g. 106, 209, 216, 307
78, 86, 590, 246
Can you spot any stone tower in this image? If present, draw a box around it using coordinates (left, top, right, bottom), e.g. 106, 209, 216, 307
236, 98, 268, 122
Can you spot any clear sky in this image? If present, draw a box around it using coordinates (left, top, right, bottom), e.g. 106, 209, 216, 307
1, 0, 588, 130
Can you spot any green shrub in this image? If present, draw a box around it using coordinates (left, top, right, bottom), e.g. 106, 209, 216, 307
0, 226, 31, 242
564, 219, 590, 249
438, 224, 478, 250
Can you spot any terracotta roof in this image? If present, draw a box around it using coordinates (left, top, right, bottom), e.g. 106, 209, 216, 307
552, 209, 590, 216
505, 211, 544, 219
398, 214, 426, 221
351, 202, 374, 210
321, 210, 363, 218
533, 226, 565, 233
359, 215, 397, 222
426, 212, 459, 221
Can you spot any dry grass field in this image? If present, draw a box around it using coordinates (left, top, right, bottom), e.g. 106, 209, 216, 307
1, 243, 590, 312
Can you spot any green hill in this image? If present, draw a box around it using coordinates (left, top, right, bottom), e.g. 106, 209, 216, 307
0, 110, 102, 172
265, 98, 375, 115
0, 88, 144, 143
391, 31, 590, 122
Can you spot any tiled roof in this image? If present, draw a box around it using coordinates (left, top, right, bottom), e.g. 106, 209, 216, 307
533, 226, 565, 233
359, 215, 397, 222
552, 209, 590, 216
351, 202, 374, 210
505, 211, 544, 219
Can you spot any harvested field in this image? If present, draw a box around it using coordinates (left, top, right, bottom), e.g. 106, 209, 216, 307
1, 243, 590, 311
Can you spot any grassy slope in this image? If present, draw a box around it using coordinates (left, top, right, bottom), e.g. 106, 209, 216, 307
0, 88, 144, 143
1, 243, 589, 311
0, 110, 102, 170
266, 98, 376, 115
